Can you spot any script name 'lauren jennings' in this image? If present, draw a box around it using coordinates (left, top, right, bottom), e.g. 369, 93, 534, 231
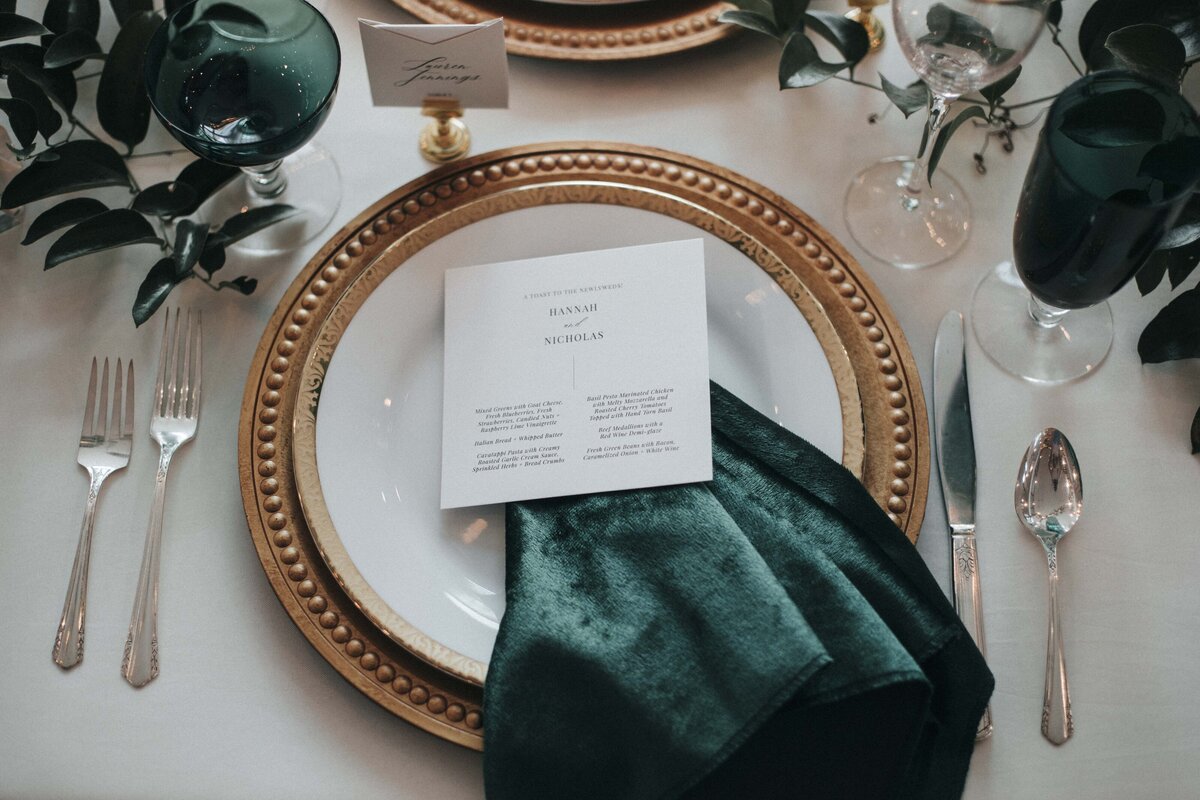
544, 331, 604, 345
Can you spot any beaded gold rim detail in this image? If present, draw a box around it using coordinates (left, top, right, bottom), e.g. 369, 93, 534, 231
392, 0, 737, 61
238, 142, 929, 751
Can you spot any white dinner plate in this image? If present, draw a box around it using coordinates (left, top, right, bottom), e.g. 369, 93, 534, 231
308, 204, 846, 683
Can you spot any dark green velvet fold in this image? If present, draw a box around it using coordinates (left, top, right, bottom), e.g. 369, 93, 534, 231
483, 383, 992, 800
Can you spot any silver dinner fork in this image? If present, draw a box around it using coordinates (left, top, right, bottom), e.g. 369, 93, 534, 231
54, 357, 134, 669
123, 309, 201, 688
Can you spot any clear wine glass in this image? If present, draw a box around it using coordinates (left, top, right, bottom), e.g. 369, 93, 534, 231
144, 0, 341, 255
972, 70, 1200, 382
845, 0, 1048, 269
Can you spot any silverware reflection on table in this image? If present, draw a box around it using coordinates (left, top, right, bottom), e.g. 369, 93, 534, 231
123, 309, 201, 688
933, 310, 993, 741
54, 357, 134, 670
1015, 427, 1081, 745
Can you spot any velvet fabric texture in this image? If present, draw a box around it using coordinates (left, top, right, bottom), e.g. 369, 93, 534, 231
483, 383, 992, 800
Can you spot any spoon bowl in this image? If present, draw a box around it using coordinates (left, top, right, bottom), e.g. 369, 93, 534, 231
1015, 427, 1082, 745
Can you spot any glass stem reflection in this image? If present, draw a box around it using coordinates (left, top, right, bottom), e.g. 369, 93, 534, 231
900, 94, 951, 211
1027, 294, 1069, 329
243, 160, 288, 199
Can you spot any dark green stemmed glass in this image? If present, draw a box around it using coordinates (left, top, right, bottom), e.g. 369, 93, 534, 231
144, 0, 341, 254
972, 70, 1200, 382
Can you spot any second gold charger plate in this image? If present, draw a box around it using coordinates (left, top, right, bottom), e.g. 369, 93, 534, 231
391, 0, 737, 60
239, 143, 929, 750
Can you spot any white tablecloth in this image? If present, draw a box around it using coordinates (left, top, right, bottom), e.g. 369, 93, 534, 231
3, 1, 1198, 797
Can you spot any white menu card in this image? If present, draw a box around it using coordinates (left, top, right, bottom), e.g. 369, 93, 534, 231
441, 240, 712, 509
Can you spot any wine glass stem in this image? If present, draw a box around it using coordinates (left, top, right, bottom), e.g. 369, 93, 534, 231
901, 94, 952, 210
1028, 294, 1070, 329
243, 160, 288, 200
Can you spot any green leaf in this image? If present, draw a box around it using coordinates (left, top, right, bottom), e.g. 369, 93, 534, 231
1080, 0, 1200, 70
209, 204, 300, 248
1158, 196, 1200, 251
1139, 238, 1200, 293
42, 29, 103, 69
880, 73, 929, 119
717, 9, 781, 39
133, 256, 178, 326
979, 65, 1022, 109
770, 0, 809, 33
0, 42, 77, 115
1167, 242, 1200, 288
45, 208, 161, 269
132, 181, 198, 217
1191, 405, 1200, 454
928, 105, 986, 185
778, 32, 846, 89
0, 13, 51, 42
1138, 284, 1200, 362
1058, 87, 1166, 148
1105, 24, 1187, 86
803, 11, 869, 64
42, 0, 100, 38
108, 0, 151, 26
0, 97, 37, 148
21, 196, 107, 244
172, 219, 207, 277
1136, 250, 1169, 294
1047, 0, 1063, 27
921, 3, 1014, 65
96, 10, 161, 151
1, 139, 129, 208
6, 71, 61, 140
218, 275, 257, 295
1139, 137, 1200, 191
199, 243, 226, 273
169, 158, 239, 218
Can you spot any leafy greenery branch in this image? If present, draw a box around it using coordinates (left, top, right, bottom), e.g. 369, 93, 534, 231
0, 0, 297, 326
721, 0, 1200, 452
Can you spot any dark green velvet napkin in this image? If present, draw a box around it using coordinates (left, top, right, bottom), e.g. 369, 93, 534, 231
484, 383, 992, 800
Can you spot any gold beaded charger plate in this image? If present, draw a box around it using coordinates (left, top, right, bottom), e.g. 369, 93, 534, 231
390, 0, 736, 60
239, 142, 929, 750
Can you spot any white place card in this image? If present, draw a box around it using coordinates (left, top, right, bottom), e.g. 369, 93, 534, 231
441, 240, 712, 509
358, 18, 509, 108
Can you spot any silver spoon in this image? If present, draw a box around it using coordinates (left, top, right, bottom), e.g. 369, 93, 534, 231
1014, 427, 1081, 745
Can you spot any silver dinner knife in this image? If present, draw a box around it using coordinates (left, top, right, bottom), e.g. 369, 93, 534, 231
933, 310, 993, 741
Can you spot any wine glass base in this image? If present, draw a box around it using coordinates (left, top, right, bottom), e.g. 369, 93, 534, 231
844, 156, 971, 269
205, 141, 342, 257
971, 261, 1113, 383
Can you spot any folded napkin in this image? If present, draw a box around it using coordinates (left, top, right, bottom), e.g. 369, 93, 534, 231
484, 383, 992, 800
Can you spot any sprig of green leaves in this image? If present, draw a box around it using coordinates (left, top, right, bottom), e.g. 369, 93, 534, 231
0, 0, 298, 326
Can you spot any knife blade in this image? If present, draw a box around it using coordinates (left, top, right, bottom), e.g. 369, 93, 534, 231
933, 310, 993, 741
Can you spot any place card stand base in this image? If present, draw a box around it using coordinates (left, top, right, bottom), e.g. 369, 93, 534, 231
419, 98, 471, 164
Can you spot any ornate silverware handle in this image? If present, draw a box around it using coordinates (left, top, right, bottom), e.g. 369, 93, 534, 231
1042, 546, 1073, 744
53, 472, 106, 669
952, 532, 993, 740
122, 446, 174, 688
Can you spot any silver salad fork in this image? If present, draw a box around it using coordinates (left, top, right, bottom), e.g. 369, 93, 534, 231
54, 357, 134, 669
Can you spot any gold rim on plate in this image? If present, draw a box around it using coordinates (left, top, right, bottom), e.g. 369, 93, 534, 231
238, 142, 930, 750
391, 0, 739, 61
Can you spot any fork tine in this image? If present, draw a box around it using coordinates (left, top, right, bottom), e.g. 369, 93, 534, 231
124, 361, 135, 439
179, 310, 192, 419
109, 358, 123, 443
166, 309, 182, 417
155, 309, 170, 417
97, 358, 110, 441
81, 357, 98, 439
191, 310, 202, 418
